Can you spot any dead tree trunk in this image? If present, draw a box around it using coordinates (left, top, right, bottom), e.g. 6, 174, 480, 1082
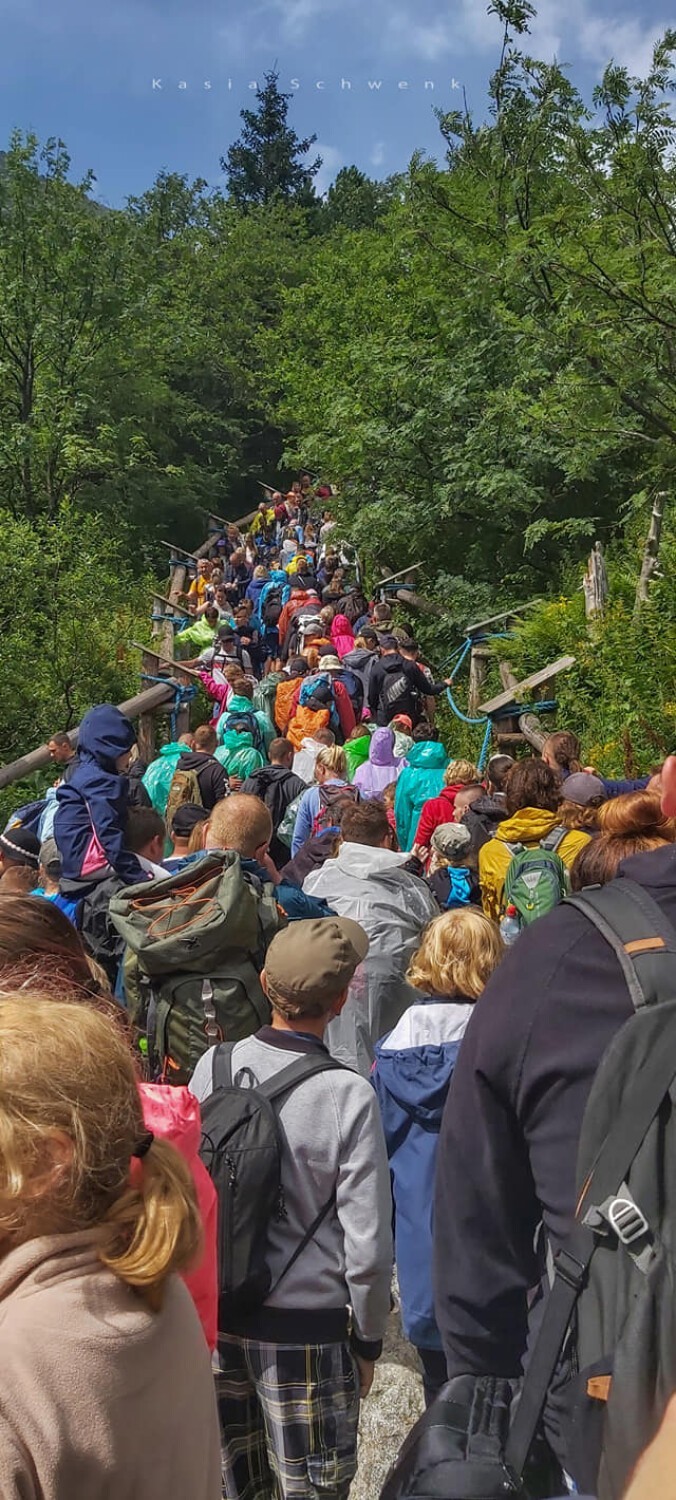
583, 542, 608, 629
635, 492, 667, 612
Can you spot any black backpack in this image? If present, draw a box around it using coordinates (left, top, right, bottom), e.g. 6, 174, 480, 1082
262, 585, 283, 626
381, 878, 676, 1500
222, 708, 264, 753
199, 1043, 345, 1323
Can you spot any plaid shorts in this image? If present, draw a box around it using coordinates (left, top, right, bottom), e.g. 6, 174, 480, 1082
218, 1333, 360, 1500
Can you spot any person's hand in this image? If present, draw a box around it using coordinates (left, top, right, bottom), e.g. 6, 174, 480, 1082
229, 776, 243, 792
443, 677, 455, 688
355, 1357, 375, 1400
582, 764, 597, 775
261, 851, 281, 883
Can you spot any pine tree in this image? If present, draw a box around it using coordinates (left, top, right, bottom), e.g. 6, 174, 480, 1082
222, 71, 322, 210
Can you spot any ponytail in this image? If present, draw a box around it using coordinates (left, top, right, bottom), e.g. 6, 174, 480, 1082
99, 1138, 202, 1310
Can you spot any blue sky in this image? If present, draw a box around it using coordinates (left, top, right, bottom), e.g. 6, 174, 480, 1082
0, 0, 670, 205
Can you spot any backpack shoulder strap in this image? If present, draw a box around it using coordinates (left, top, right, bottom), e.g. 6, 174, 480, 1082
567, 877, 676, 1011
506, 998, 676, 1480
258, 1052, 347, 1104
212, 1042, 235, 1091
540, 825, 568, 854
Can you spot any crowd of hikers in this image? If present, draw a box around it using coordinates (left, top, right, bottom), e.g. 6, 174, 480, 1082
1, 478, 676, 1500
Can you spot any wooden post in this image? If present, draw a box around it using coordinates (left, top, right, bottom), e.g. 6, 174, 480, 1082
583, 542, 608, 628
635, 492, 667, 612
499, 663, 548, 753
468, 647, 490, 717
138, 650, 161, 763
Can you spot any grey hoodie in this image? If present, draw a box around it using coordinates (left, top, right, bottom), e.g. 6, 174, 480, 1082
304, 845, 439, 1074
189, 1028, 392, 1355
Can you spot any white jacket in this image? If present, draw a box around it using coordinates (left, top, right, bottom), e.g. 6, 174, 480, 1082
304, 844, 438, 1074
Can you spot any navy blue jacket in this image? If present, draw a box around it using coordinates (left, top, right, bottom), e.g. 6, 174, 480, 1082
55, 705, 147, 892
239, 858, 335, 923
373, 998, 473, 1350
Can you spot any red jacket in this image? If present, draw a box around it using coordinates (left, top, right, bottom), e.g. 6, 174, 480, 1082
413, 783, 465, 851
278, 591, 320, 645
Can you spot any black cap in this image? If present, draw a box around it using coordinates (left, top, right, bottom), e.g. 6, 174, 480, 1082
171, 804, 209, 837
378, 633, 399, 650
0, 825, 40, 868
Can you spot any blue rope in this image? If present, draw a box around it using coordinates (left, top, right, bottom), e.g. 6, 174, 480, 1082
140, 674, 197, 741
445, 684, 488, 727
477, 720, 493, 773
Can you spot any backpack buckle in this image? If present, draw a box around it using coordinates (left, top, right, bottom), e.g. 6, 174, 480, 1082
606, 1196, 650, 1247
554, 1247, 587, 1291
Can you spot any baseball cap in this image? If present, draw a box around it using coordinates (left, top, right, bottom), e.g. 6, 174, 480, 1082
171, 804, 209, 838
378, 633, 399, 651
563, 772, 606, 806
0, 826, 40, 868
264, 918, 369, 1010
431, 822, 472, 859
39, 837, 62, 877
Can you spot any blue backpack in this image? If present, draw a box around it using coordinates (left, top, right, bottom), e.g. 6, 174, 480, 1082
444, 867, 474, 910
298, 674, 340, 735
222, 709, 264, 754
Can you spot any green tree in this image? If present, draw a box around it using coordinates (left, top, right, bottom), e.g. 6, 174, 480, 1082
324, 167, 396, 230
222, 71, 321, 210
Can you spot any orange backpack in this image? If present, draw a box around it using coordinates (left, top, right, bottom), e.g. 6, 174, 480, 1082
287, 703, 330, 751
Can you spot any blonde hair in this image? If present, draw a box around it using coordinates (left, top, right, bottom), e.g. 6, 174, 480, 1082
0, 996, 201, 1309
315, 744, 347, 780
206, 792, 272, 858
444, 760, 481, 789
407, 909, 504, 1001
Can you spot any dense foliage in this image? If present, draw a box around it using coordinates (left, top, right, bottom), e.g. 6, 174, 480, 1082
1, 18, 676, 769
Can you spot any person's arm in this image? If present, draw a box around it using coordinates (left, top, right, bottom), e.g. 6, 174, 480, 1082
602, 776, 650, 798
291, 788, 315, 856
334, 681, 356, 739
197, 671, 228, 706
335, 1079, 393, 1356
433, 983, 541, 1378
394, 774, 412, 850
407, 662, 449, 698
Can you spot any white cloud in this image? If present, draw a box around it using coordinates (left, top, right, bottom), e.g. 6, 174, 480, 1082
385, 0, 665, 75
313, 142, 343, 196
371, 140, 386, 168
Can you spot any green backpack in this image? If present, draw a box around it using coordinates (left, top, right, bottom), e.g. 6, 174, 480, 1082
502, 826, 570, 928
109, 852, 284, 1085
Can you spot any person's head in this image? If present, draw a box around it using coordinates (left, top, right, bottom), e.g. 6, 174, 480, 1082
253, 565, 269, 580
229, 549, 245, 567
196, 558, 211, 578
0, 827, 40, 878
486, 754, 515, 796
269, 738, 294, 769
412, 720, 439, 744
372, 602, 392, 626
231, 677, 254, 702
47, 731, 75, 766
0, 995, 200, 1303
206, 794, 273, 862
570, 793, 676, 892
0, 866, 36, 897
170, 803, 208, 852
210, 566, 224, 584
391, 714, 413, 736
398, 637, 418, 658
262, 917, 368, 1027
193, 723, 218, 755
557, 772, 607, 831
453, 785, 484, 823
314, 745, 347, 786
380, 781, 398, 811
444, 759, 480, 789
178, 731, 194, 747
224, 662, 246, 685
313, 728, 336, 749
288, 656, 308, 679
339, 799, 391, 849
0, 895, 109, 1003
78, 704, 137, 775
378, 633, 399, 656
320, 606, 335, 628
504, 759, 561, 817
542, 731, 582, 776
125, 807, 165, 866
38, 838, 62, 894
213, 585, 228, 606
355, 629, 378, 652
203, 605, 219, 629
407, 909, 504, 1001
430, 820, 474, 872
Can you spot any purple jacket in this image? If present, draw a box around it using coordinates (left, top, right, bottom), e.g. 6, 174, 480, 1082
353, 727, 405, 800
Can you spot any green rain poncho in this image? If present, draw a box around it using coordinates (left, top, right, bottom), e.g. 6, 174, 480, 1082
142, 742, 192, 815
215, 730, 265, 781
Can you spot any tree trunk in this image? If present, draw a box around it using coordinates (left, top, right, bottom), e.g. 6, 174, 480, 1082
583, 542, 608, 628
635, 492, 667, 613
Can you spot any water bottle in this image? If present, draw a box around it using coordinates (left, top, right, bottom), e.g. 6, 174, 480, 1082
500, 905, 521, 947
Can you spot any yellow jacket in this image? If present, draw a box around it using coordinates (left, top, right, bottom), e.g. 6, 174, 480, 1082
479, 807, 591, 922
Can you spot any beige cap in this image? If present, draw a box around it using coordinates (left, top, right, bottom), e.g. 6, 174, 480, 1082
264, 918, 369, 1007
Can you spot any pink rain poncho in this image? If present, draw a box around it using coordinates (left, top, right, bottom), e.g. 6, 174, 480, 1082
330, 613, 356, 660
353, 727, 406, 800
